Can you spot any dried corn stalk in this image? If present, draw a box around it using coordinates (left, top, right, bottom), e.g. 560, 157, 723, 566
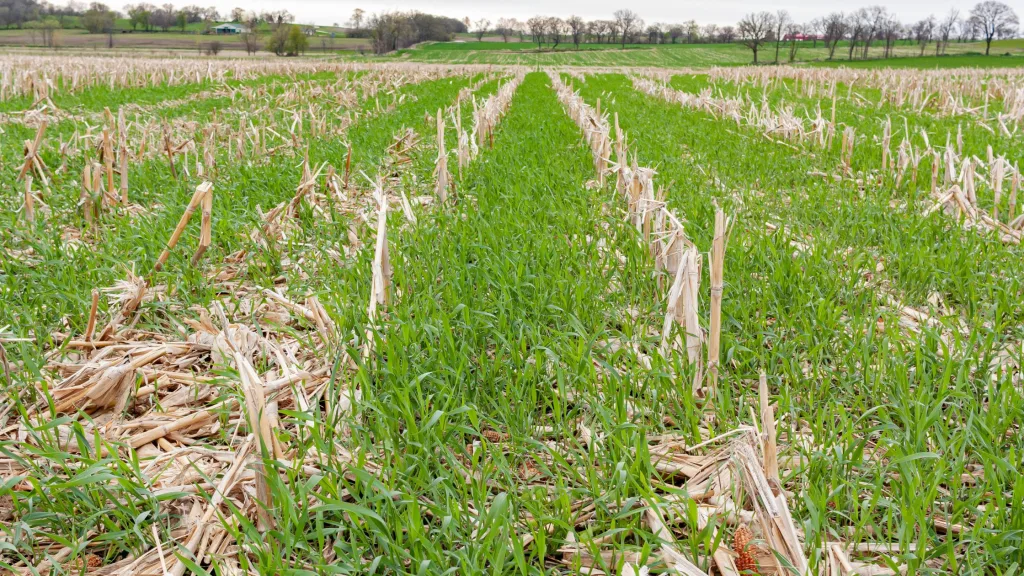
365, 185, 392, 359
434, 108, 451, 204
707, 210, 728, 398
154, 181, 214, 271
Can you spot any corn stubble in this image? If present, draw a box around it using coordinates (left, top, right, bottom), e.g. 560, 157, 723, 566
0, 57, 1022, 576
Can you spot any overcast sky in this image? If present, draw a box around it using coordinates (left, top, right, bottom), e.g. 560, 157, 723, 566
106, 0, 1023, 28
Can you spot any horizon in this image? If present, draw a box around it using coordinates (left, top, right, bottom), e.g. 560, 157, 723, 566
102, 0, 995, 30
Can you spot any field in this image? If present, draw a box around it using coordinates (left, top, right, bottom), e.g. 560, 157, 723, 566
0, 29, 370, 54
0, 53, 1023, 576
394, 39, 1024, 68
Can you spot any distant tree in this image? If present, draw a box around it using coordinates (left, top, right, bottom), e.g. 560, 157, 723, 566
846, 9, 866, 59
644, 24, 658, 44
242, 29, 260, 54
937, 9, 959, 54
126, 4, 153, 30
860, 6, 887, 59
367, 11, 461, 53
23, 20, 42, 45
566, 15, 584, 49
527, 16, 545, 47
807, 18, 823, 47
738, 11, 775, 63
773, 10, 790, 63
179, 5, 203, 23
969, 1, 1018, 55
266, 23, 288, 54
786, 23, 802, 61
42, 17, 61, 47
822, 12, 848, 60
82, 3, 115, 34
148, 4, 175, 31
700, 23, 716, 43
913, 16, 936, 56
27, 17, 61, 47
496, 17, 515, 42
350, 8, 365, 32
614, 9, 641, 48
668, 25, 683, 44
230, 7, 245, 23
719, 26, 737, 43
605, 19, 619, 44
880, 14, 903, 58
957, 16, 973, 42
473, 18, 489, 41
591, 20, 610, 44
267, 23, 305, 55
286, 24, 307, 55
546, 17, 564, 48
259, 10, 293, 29
176, 10, 187, 31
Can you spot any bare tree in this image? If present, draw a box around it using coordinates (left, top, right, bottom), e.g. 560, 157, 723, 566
847, 9, 867, 59
668, 25, 683, 44
969, 1, 1019, 55
40, 18, 60, 48
823, 12, 848, 60
614, 9, 641, 48
937, 9, 959, 54
527, 16, 546, 47
913, 16, 936, 56
566, 15, 585, 49
774, 10, 791, 63
242, 30, 261, 54
701, 23, 717, 43
861, 6, 887, 59
350, 8, 365, 32
473, 18, 490, 41
719, 26, 737, 43
738, 11, 775, 63
607, 20, 621, 44
546, 17, 565, 48
807, 18, 823, 48
786, 22, 803, 62
496, 17, 516, 42
645, 24, 660, 44
957, 16, 974, 42
880, 14, 903, 58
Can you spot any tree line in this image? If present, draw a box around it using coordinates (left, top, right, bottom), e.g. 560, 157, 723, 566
347, 9, 467, 54
4, 0, 1020, 62
0, 1, 299, 35
0, 0, 317, 55
738, 1, 1018, 63
353, 2, 1018, 61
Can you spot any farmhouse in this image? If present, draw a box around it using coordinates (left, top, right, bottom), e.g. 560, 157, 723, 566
782, 33, 824, 41
213, 23, 247, 34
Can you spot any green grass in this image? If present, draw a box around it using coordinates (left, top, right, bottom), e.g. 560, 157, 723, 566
808, 52, 1024, 69
568, 71, 1024, 572
1, 58, 1022, 575
419, 41, 655, 52
399, 42, 755, 67
393, 38, 1023, 68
